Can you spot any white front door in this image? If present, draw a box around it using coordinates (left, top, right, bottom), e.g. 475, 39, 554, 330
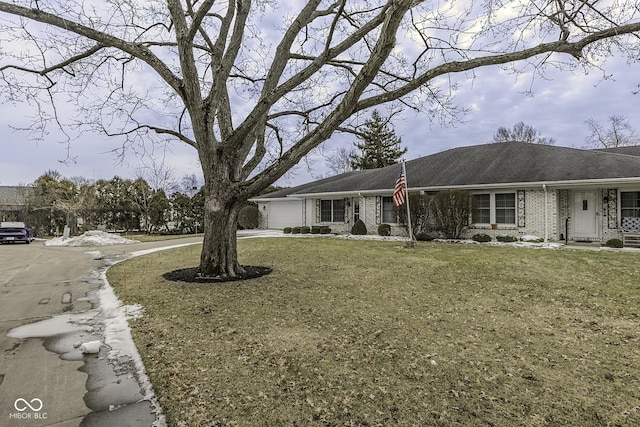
572, 191, 598, 239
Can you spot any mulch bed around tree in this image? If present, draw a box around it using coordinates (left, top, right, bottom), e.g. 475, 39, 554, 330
163, 266, 272, 283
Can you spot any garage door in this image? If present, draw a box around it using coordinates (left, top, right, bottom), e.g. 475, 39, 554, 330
268, 200, 303, 229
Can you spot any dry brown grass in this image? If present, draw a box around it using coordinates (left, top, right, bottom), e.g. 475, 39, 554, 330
107, 238, 640, 426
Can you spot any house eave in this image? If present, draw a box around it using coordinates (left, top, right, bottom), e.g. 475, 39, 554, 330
252, 177, 640, 202
249, 196, 305, 202
272, 177, 640, 200
411, 178, 640, 192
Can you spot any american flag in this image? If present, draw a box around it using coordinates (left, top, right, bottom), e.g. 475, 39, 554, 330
392, 168, 406, 206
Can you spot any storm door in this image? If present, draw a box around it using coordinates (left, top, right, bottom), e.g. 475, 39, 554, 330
572, 191, 598, 240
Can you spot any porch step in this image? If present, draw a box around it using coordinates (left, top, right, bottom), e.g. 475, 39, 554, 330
623, 232, 640, 248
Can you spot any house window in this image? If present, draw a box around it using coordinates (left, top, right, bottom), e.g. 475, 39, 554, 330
621, 191, 640, 218
472, 192, 516, 225
472, 194, 491, 224
495, 193, 516, 224
320, 199, 345, 222
382, 197, 396, 223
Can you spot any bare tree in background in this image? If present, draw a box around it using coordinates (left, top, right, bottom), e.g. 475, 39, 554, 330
493, 122, 556, 145
585, 115, 640, 148
180, 174, 202, 196
1, 1, 640, 277
325, 146, 355, 176
134, 158, 179, 193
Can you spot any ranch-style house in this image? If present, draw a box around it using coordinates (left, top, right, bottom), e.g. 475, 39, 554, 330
252, 142, 640, 245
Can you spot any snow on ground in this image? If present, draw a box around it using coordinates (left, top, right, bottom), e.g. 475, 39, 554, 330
248, 229, 564, 248
44, 230, 139, 246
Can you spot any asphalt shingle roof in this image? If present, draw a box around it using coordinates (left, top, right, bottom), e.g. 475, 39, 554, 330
594, 146, 640, 157
0, 186, 30, 208
256, 170, 367, 199
256, 142, 640, 198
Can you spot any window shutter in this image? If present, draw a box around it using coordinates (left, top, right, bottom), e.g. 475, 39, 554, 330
517, 190, 526, 228
302, 199, 307, 226
607, 189, 617, 229
344, 198, 349, 223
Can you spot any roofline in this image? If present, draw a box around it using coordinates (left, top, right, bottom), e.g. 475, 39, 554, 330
416, 177, 640, 191
274, 177, 640, 199
248, 196, 305, 202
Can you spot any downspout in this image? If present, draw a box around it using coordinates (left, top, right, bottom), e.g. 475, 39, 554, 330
543, 184, 549, 243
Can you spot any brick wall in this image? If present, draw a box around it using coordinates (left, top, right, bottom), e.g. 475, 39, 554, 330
264, 188, 628, 241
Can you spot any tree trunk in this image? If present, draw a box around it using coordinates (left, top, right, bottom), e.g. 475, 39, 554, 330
199, 194, 244, 278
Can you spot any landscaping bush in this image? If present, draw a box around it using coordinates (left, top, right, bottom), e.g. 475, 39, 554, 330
300, 226, 311, 234
320, 227, 331, 234
415, 232, 435, 241
395, 193, 431, 238
291, 226, 301, 234
283, 227, 292, 234
238, 205, 259, 229
605, 238, 624, 248
496, 235, 518, 243
430, 190, 472, 239
311, 226, 322, 234
351, 219, 367, 235
472, 233, 492, 243
378, 223, 391, 236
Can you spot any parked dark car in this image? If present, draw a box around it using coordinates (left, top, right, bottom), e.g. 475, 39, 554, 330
0, 222, 34, 244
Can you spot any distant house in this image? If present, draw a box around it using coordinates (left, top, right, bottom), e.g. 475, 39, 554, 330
252, 142, 640, 244
0, 186, 31, 222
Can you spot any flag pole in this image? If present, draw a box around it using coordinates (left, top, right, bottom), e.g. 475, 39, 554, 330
402, 162, 414, 241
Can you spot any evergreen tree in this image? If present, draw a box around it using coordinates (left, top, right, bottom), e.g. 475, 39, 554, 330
350, 111, 407, 170
148, 189, 170, 233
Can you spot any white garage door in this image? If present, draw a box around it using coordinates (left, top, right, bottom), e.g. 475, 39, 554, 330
268, 200, 303, 229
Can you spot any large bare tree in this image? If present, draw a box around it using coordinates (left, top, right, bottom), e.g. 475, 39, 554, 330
585, 115, 640, 148
1, 1, 639, 277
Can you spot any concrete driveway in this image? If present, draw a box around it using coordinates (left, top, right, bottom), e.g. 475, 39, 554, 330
0, 236, 203, 427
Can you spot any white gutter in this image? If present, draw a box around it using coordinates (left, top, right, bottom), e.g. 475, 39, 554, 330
543, 184, 549, 243
248, 196, 305, 202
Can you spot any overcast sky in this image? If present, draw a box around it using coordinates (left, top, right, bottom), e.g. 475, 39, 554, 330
1, 13, 639, 190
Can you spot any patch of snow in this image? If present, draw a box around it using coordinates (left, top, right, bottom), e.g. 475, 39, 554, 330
337, 233, 408, 241
244, 230, 564, 249
7, 311, 98, 339
79, 340, 102, 354
129, 242, 201, 257
96, 269, 146, 363
433, 238, 562, 249
86, 250, 105, 260
44, 230, 138, 247
95, 269, 159, 410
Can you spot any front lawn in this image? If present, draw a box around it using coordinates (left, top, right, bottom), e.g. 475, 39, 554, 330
107, 238, 640, 426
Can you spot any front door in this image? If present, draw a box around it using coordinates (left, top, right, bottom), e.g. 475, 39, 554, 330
572, 191, 598, 240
